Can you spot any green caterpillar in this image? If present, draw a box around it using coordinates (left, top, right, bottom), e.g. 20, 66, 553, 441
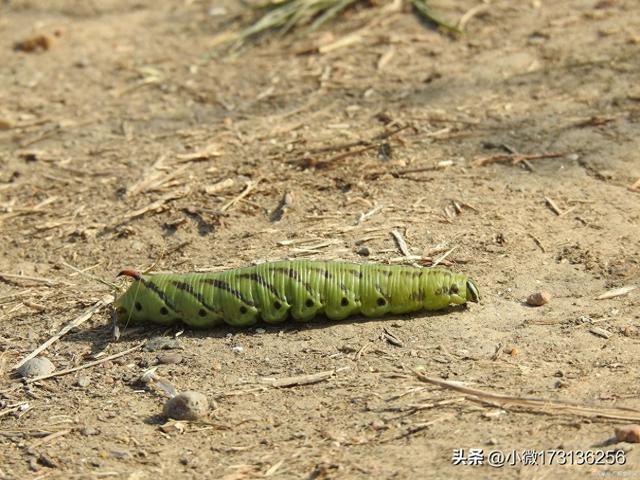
114, 260, 479, 328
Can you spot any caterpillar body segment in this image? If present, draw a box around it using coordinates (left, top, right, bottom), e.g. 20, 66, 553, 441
115, 260, 479, 328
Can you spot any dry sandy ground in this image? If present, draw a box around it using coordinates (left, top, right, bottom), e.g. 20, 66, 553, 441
1, 0, 639, 478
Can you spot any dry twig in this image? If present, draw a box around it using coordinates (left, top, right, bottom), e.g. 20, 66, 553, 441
544, 196, 564, 216
0, 272, 68, 287
30, 429, 72, 449
457, 3, 490, 30
265, 370, 334, 388
122, 188, 189, 221
221, 179, 261, 212
24, 342, 145, 384
13, 294, 114, 371
314, 124, 410, 167
415, 371, 640, 422
596, 285, 636, 300
474, 151, 568, 167
431, 246, 457, 267
390, 229, 411, 257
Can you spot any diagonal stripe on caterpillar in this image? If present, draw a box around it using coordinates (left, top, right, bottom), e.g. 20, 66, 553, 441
114, 260, 480, 328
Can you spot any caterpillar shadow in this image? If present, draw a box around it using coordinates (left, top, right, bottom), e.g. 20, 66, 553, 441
66, 304, 471, 354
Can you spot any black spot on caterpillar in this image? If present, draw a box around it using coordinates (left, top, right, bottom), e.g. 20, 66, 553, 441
115, 260, 480, 328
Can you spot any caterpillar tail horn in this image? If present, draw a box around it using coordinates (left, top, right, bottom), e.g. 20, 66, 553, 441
117, 269, 142, 280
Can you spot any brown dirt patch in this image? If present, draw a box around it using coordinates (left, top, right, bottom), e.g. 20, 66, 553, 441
1, 1, 639, 478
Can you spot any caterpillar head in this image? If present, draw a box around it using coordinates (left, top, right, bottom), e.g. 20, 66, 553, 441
114, 270, 173, 325
466, 278, 480, 303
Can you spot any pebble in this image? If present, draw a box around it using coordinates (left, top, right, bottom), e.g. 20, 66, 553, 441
76, 375, 91, 387
231, 346, 244, 354
38, 453, 57, 468
109, 450, 131, 460
255, 328, 266, 334
80, 426, 99, 436
339, 345, 357, 354
156, 353, 183, 365
589, 326, 613, 339
17, 357, 55, 378
615, 425, 640, 443
370, 419, 386, 431
159, 422, 186, 434
143, 337, 182, 352
163, 391, 209, 421
526, 291, 551, 306
28, 457, 39, 472
357, 246, 371, 257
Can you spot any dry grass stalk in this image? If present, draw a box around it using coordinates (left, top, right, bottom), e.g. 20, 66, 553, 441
24, 342, 145, 384
13, 294, 114, 371
266, 369, 334, 387
214, 0, 460, 48
415, 371, 640, 422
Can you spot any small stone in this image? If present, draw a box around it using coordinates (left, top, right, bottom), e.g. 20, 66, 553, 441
504, 346, 518, 356
231, 346, 243, 354
163, 391, 209, 421
37, 453, 57, 468
526, 291, 551, 306
338, 344, 357, 354
481, 409, 507, 419
28, 457, 39, 471
80, 426, 99, 436
255, 328, 266, 334
76, 375, 91, 387
156, 353, 183, 365
357, 246, 371, 257
109, 450, 131, 460
589, 326, 613, 339
17, 357, 55, 378
615, 425, 640, 443
370, 419, 386, 431
143, 337, 182, 352
159, 421, 186, 434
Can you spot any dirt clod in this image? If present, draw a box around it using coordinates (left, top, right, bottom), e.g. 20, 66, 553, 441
17, 357, 55, 378
80, 426, 99, 436
526, 291, 551, 306
14, 34, 52, 52
76, 375, 91, 387
2, 1, 640, 477
156, 353, 183, 365
37, 454, 57, 468
143, 337, 182, 352
615, 425, 640, 443
163, 391, 209, 421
